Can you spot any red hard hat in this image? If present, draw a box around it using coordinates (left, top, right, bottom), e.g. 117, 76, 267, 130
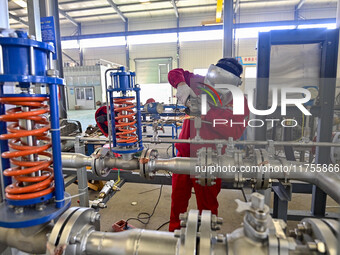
146, 98, 156, 104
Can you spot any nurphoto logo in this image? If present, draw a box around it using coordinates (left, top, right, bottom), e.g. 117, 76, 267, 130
200, 84, 312, 128
201, 84, 312, 116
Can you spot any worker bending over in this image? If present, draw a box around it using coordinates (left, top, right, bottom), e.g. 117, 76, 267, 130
167, 58, 249, 231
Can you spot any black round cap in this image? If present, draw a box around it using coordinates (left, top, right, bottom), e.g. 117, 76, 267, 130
215, 58, 243, 77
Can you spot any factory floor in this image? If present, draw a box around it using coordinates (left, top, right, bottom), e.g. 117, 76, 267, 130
68, 109, 97, 129
66, 181, 339, 234
65, 109, 339, 234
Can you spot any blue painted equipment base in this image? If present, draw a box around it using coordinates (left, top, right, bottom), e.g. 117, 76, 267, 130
0, 193, 71, 228
7, 192, 53, 206
112, 146, 144, 154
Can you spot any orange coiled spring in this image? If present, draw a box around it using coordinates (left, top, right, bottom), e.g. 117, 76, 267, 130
0, 97, 54, 200
114, 97, 138, 144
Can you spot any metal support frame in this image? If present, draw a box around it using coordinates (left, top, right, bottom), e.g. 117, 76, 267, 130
61, 18, 336, 41
223, 0, 233, 57
62, 51, 79, 65
106, 0, 127, 23
8, 13, 28, 27
171, 0, 179, 18
234, 0, 240, 15
125, 20, 129, 69
39, 0, 68, 119
59, 9, 78, 27
272, 182, 292, 222
312, 29, 339, 216
254, 28, 339, 218
294, 0, 306, 21
27, 0, 42, 41
176, 16, 180, 68
77, 23, 83, 66
74, 137, 89, 207
254, 31, 271, 143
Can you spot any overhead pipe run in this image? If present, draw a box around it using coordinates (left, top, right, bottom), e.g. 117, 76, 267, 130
62, 147, 340, 204
60, 135, 340, 148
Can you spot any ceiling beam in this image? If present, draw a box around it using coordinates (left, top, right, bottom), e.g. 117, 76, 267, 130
58, 5, 216, 20
8, 0, 304, 12
171, 0, 179, 18
9, 13, 28, 26
63, 51, 79, 65
55, 3, 215, 14
106, 0, 127, 22
296, 0, 306, 10
234, 0, 240, 14
294, 0, 306, 20
61, 18, 336, 41
11, 0, 304, 19
10, 0, 79, 27
59, 9, 79, 27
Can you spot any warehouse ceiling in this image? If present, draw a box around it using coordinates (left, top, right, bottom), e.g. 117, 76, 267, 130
7, 0, 337, 28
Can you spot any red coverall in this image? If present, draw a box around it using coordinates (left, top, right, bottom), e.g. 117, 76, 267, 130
168, 68, 249, 232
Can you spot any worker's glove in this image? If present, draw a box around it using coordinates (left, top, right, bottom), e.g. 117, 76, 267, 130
176, 83, 197, 106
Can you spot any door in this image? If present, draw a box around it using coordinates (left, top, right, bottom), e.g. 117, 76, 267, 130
75, 87, 95, 109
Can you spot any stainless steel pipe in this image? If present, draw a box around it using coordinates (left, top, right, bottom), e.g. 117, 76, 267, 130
103, 157, 139, 170
59, 136, 340, 147
62, 150, 340, 204
146, 138, 340, 148
86, 229, 177, 255
0, 224, 52, 254
149, 157, 340, 204
61, 153, 139, 170
148, 158, 197, 175
61, 153, 92, 168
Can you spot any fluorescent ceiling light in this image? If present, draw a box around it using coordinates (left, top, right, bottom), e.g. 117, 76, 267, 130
139, 0, 150, 3
60, 24, 336, 50
298, 23, 336, 29
235, 26, 296, 39
127, 33, 177, 45
80, 37, 126, 48
61, 40, 79, 49
179, 30, 223, 42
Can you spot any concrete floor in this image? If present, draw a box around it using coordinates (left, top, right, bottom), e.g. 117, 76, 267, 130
64, 109, 339, 234
67, 109, 97, 129
66, 181, 339, 234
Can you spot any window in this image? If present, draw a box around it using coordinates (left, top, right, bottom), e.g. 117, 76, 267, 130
76, 88, 84, 100
135, 58, 172, 84
85, 88, 93, 100
158, 64, 170, 83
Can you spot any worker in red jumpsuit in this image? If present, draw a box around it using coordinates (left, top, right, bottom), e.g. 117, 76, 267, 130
167, 58, 249, 232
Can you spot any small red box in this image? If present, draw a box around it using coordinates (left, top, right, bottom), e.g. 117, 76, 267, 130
112, 219, 135, 232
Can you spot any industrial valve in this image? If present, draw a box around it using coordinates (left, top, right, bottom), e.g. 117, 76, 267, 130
0, 30, 70, 228
107, 66, 143, 159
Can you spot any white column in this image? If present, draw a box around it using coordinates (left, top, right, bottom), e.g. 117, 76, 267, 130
0, 0, 9, 29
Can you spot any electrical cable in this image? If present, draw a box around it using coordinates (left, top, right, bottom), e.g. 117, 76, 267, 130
166, 144, 173, 158
125, 185, 163, 229
156, 220, 170, 230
